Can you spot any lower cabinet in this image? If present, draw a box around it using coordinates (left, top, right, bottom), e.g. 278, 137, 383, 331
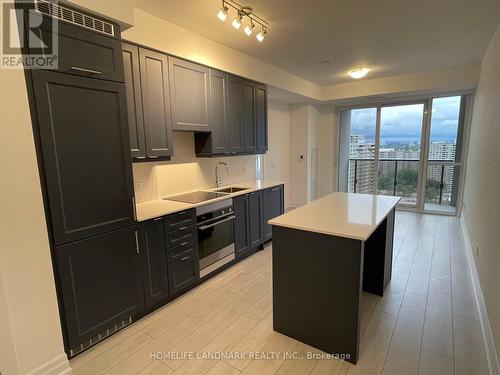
140, 218, 170, 308
234, 194, 251, 258
168, 253, 200, 294
263, 185, 284, 241
56, 227, 144, 355
249, 191, 264, 248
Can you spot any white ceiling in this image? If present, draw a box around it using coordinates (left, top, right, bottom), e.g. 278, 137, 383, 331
133, 0, 500, 85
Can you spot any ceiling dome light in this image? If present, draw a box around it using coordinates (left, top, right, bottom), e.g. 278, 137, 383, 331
232, 13, 243, 29
244, 22, 255, 36
349, 68, 369, 79
217, 5, 228, 21
256, 28, 267, 42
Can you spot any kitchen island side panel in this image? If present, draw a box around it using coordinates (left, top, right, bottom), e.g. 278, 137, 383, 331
272, 225, 364, 364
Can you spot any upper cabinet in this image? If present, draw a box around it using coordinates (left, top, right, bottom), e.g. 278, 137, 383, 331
169, 58, 211, 132
256, 84, 268, 153
139, 48, 174, 158
122, 42, 146, 158
122, 43, 268, 160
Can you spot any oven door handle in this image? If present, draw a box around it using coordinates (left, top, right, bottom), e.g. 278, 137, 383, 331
199, 215, 236, 230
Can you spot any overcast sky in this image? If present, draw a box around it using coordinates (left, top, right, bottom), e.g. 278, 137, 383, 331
350, 96, 461, 143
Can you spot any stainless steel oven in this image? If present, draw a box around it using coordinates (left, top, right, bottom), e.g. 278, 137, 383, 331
196, 199, 235, 277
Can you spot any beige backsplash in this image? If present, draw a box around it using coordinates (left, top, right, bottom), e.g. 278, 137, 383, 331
133, 131, 258, 202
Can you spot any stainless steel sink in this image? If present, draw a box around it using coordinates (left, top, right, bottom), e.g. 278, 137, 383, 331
214, 187, 249, 194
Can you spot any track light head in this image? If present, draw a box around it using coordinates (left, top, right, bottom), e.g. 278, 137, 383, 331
217, 5, 228, 21
256, 28, 267, 42
244, 22, 255, 36
232, 12, 243, 29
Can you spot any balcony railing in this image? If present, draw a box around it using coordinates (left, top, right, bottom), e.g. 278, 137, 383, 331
348, 158, 457, 208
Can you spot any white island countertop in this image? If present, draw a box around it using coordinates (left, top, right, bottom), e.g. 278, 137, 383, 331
136, 180, 285, 222
269, 192, 400, 241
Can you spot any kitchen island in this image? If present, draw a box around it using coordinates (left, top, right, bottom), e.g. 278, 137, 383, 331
269, 192, 400, 364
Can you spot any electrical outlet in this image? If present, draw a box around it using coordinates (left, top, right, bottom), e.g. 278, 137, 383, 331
271, 161, 277, 168
475, 242, 480, 256
242, 166, 247, 175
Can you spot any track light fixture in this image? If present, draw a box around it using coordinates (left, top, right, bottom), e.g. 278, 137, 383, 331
216, 0, 269, 42
217, 3, 228, 21
232, 12, 243, 29
256, 27, 267, 42
244, 21, 255, 36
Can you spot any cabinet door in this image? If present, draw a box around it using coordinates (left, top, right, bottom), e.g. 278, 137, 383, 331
169, 57, 211, 132
32, 70, 135, 245
38, 19, 124, 83
263, 185, 284, 241
228, 75, 244, 153
168, 253, 199, 294
122, 42, 146, 159
140, 219, 169, 307
139, 48, 173, 158
256, 84, 268, 153
209, 69, 230, 154
242, 80, 256, 153
56, 227, 144, 355
234, 195, 251, 257
249, 191, 264, 247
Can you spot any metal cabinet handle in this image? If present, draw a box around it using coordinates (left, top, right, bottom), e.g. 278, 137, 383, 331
271, 187, 280, 191
178, 226, 187, 231
70, 66, 102, 75
180, 241, 190, 246
154, 217, 163, 221
199, 215, 235, 230
134, 230, 140, 254
180, 256, 190, 261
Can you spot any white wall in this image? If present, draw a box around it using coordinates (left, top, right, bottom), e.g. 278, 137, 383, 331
463, 21, 500, 363
318, 108, 338, 197
123, 8, 323, 101
0, 50, 70, 375
264, 100, 291, 208
289, 105, 310, 207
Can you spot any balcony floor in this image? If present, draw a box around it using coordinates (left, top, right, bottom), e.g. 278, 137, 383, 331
69, 212, 487, 375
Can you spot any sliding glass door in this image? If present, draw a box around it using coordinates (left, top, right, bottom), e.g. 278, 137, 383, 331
339, 95, 468, 215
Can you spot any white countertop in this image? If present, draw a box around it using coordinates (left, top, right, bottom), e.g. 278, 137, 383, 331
269, 192, 400, 241
135, 180, 285, 222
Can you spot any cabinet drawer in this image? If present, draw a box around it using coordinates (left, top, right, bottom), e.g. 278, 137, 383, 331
168, 253, 199, 294
167, 239, 198, 261
165, 225, 197, 248
39, 21, 124, 82
164, 209, 196, 232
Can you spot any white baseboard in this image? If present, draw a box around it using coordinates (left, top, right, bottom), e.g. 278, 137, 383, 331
460, 216, 500, 375
25, 353, 71, 375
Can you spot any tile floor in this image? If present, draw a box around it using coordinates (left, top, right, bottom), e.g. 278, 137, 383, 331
69, 211, 488, 375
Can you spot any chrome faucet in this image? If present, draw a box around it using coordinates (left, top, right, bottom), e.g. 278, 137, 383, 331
216, 161, 230, 187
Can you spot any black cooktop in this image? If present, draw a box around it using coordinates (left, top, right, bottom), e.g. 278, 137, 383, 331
163, 191, 228, 204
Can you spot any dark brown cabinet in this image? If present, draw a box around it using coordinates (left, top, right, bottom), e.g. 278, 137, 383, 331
164, 210, 199, 294
139, 48, 174, 158
263, 185, 284, 241
256, 84, 268, 153
228, 75, 244, 153
122, 42, 146, 158
194, 69, 229, 155
140, 218, 170, 307
38, 18, 125, 83
234, 194, 251, 258
31, 70, 135, 245
249, 190, 264, 247
242, 80, 256, 153
56, 227, 144, 356
169, 57, 211, 132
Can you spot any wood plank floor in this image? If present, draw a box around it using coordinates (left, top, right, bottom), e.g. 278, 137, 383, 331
70, 211, 488, 375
